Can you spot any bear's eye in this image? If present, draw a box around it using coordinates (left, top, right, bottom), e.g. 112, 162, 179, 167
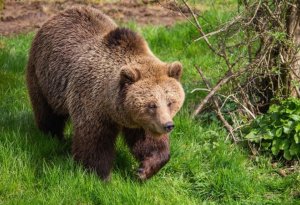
167, 102, 173, 107
148, 103, 157, 109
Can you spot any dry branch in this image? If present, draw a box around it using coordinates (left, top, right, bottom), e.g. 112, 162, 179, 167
176, 0, 300, 140
195, 66, 237, 142
192, 67, 247, 117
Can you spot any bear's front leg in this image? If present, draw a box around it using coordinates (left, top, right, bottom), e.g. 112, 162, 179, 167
72, 119, 119, 181
123, 128, 170, 180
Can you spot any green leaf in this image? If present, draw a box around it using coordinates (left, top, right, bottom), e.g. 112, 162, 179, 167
289, 142, 300, 156
271, 145, 279, 155
261, 131, 273, 140
283, 126, 291, 134
262, 142, 271, 149
269, 104, 279, 112
294, 134, 300, 144
271, 113, 280, 121
245, 131, 257, 140
271, 140, 280, 155
283, 150, 292, 160
280, 139, 290, 151
275, 128, 282, 137
290, 114, 300, 121
295, 124, 300, 132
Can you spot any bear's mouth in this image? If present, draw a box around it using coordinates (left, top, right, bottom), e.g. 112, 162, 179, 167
137, 120, 171, 137
144, 123, 170, 137
144, 129, 167, 139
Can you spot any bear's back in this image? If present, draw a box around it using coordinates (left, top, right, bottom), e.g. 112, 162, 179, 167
28, 7, 118, 114
30, 6, 118, 72
41, 6, 117, 42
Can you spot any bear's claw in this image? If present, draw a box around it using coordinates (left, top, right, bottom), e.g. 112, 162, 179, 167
137, 168, 147, 181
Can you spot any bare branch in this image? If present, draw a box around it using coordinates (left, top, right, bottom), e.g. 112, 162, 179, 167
192, 67, 248, 118
175, 0, 300, 140
195, 66, 237, 142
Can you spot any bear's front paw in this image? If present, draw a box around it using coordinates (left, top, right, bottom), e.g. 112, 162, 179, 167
136, 153, 170, 181
137, 167, 148, 181
137, 163, 155, 181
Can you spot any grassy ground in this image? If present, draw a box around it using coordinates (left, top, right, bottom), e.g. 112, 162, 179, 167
1, 5, 300, 205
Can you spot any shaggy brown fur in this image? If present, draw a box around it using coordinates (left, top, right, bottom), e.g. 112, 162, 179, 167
26, 6, 185, 180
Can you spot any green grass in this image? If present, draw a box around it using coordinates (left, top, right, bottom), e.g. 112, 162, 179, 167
1, 8, 300, 205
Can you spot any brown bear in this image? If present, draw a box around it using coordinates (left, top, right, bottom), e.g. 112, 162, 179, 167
26, 6, 185, 181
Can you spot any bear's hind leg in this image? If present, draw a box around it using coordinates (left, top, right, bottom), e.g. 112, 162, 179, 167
72, 120, 119, 180
123, 128, 170, 180
32, 97, 67, 140
39, 113, 68, 140
27, 68, 67, 139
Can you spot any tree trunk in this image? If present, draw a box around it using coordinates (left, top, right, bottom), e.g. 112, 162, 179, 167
286, 2, 300, 97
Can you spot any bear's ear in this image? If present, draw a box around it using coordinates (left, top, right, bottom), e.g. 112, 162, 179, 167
120, 66, 141, 86
168, 61, 183, 81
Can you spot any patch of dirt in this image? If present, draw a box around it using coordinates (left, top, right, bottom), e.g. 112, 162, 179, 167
0, 0, 189, 36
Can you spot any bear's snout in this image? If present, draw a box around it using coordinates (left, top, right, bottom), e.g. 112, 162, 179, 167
163, 121, 174, 133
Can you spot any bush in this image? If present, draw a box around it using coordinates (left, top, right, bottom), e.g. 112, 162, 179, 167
245, 98, 300, 160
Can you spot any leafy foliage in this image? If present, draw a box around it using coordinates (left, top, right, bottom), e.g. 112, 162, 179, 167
245, 98, 300, 160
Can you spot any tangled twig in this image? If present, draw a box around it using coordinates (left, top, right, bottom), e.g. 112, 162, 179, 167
176, 0, 300, 141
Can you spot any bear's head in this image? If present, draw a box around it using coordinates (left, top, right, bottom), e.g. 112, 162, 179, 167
120, 59, 185, 135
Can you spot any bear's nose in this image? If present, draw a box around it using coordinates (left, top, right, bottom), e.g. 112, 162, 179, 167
164, 121, 174, 132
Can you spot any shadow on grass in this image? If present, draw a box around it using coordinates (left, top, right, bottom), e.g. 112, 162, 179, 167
1, 109, 139, 181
